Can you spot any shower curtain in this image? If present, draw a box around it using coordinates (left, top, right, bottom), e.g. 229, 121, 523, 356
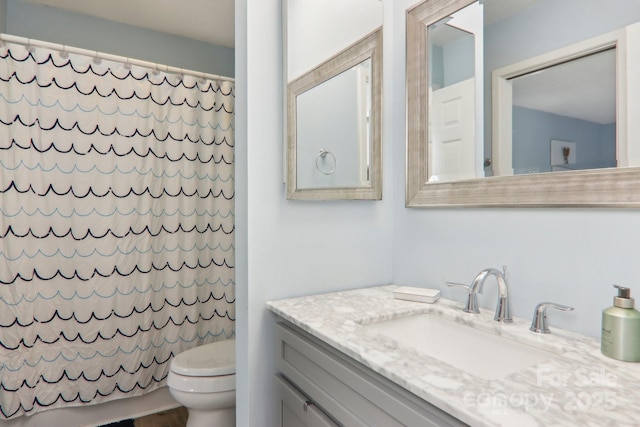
0, 39, 235, 418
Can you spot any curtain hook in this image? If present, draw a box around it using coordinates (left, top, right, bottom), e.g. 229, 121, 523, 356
152, 63, 159, 75
26, 38, 34, 53
92, 51, 101, 64
124, 57, 131, 70
59, 44, 68, 58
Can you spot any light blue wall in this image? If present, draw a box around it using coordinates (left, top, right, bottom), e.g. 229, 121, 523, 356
512, 106, 616, 173
601, 123, 616, 161
4, 0, 234, 77
430, 34, 474, 88
443, 34, 474, 87
0, 0, 6, 33
236, 0, 394, 425
485, 0, 640, 69
430, 45, 444, 88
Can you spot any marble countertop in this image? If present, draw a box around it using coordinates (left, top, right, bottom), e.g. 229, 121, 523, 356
266, 285, 640, 427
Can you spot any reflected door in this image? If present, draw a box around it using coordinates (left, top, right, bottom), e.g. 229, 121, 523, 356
429, 78, 477, 182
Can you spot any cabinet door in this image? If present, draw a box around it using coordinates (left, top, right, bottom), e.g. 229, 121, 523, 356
278, 376, 339, 427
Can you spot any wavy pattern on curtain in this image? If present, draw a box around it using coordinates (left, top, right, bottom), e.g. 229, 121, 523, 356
0, 41, 235, 418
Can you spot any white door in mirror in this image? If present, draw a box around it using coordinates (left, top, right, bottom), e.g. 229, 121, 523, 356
429, 78, 477, 182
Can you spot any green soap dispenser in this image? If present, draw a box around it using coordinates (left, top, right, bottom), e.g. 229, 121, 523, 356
601, 285, 640, 362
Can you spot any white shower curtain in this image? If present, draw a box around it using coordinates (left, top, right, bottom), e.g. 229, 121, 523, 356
0, 39, 235, 418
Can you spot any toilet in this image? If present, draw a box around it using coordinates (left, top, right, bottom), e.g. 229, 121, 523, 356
167, 339, 235, 427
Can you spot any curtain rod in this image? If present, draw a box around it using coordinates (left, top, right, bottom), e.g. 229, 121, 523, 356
0, 33, 234, 83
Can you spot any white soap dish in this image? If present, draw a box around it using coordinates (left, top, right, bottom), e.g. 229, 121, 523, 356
393, 286, 441, 304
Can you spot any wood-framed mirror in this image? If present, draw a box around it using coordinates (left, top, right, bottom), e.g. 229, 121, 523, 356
406, 0, 640, 207
284, 0, 383, 201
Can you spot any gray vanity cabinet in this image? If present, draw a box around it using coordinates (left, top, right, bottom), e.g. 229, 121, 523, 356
275, 321, 467, 427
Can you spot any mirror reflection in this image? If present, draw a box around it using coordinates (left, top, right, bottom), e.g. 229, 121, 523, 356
285, 0, 383, 200
511, 49, 616, 174
296, 59, 372, 189
423, 0, 640, 183
428, 2, 482, 182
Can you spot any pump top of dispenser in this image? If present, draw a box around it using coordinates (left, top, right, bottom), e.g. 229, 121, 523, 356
613, 284, 635, 309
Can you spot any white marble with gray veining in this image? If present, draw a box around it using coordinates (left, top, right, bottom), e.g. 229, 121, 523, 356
266, 285, 640, 427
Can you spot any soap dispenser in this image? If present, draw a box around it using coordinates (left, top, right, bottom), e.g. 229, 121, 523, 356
601, 285, 640, 362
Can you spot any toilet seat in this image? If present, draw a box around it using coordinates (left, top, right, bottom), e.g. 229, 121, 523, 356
167, 372, 236, 393
170, 339, 235, 376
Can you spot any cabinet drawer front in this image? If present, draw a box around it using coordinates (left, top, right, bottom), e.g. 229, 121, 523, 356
278, 376, 339, 427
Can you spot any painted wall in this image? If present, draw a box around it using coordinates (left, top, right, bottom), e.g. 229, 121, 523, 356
4, 0, 234, 77
430, 36, 474, 89
236, 1, 394, 426
442, 35, 474, 87
286, 0, 382, 81
0, 0, 6, 33
512, 106, 616, 174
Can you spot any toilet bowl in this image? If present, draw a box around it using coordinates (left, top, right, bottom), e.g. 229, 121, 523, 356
167, 339, 235, 427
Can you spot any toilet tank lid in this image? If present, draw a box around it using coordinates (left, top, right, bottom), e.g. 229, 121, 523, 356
171, 339, 235, 376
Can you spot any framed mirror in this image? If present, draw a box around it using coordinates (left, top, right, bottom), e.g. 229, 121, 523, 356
407, 0, 640, 207
285, 0, 383, 200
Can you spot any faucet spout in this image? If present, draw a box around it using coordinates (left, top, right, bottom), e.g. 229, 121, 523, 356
470, 267, 512, 323
472, 267, 513, 323
470, 268, 506, 295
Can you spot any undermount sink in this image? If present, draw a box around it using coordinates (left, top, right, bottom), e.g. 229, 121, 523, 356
363, 313, 561, 380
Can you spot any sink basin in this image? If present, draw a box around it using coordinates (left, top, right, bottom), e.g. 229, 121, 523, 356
363, 314, 560, 380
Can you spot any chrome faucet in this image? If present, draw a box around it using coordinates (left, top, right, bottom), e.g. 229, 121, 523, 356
447, 267, 512, 323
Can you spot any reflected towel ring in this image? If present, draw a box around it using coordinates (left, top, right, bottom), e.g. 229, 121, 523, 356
316, 149, 336, 175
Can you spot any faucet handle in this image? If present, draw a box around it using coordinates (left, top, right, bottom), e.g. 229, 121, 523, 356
529, 302, 574, 334
446, 282, 480, 313
446, 282, 470, 290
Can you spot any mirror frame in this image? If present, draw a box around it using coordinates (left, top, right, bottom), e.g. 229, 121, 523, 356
287, 29, 383, 200
406, 0, 640, 207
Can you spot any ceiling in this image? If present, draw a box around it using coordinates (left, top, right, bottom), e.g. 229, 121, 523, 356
22, 0, 235, 48
513, 49, 616, 125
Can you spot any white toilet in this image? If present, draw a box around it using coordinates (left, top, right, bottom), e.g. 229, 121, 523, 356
167, 339, 236, 427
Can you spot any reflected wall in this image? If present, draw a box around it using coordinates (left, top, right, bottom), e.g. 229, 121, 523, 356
484, 0, 640, 176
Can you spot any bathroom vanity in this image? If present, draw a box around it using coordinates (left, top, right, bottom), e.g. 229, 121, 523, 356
267, 286, 640, 426
274, 321, 463, 426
